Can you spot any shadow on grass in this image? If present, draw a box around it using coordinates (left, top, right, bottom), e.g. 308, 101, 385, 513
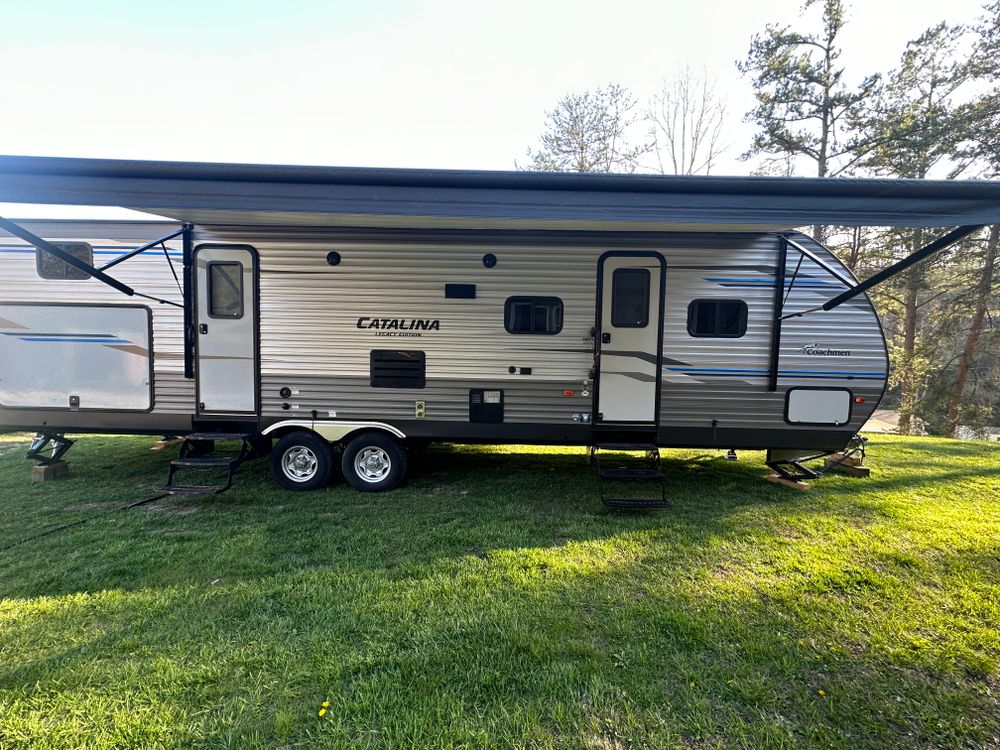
0, 439, 929, 600
1, 526, 997, 749
0, 435, 998, 748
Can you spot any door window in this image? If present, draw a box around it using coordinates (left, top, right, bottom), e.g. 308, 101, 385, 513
611, 268, 650, 328
207, 262, 244, 319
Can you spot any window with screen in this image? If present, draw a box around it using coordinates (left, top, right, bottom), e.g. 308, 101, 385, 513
35, 242, 93, 280
504, 296, 563, 334
207, 262, 244, 319
687, 299, 748, 338
611, 268, 650, 328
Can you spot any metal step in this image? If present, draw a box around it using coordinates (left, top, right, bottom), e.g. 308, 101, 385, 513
161, 433, 259, 495
590, 443, 668, 510
602, 497, 670, 510
598, 467, 664, 481
592, 442, 658, 452
170, 456, 241, 469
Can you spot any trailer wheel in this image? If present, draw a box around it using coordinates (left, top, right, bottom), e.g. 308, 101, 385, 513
271, 431, 334, 491
342, 433, 407, 492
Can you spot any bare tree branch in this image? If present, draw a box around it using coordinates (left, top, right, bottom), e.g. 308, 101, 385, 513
645, 67, 731, 175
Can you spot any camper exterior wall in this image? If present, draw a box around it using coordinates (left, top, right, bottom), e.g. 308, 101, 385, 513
0, 221, 887, 452
198, 225, 885, 448
0, 221, 193, 432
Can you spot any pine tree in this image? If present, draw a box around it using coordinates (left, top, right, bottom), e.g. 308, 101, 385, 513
943, 2, 1000, 435
854, 23, 971, 435
738, 0, 879, 240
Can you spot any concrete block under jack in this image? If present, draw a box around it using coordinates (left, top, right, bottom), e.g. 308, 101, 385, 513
824, 459, 872, 477
766, 472, 810, 491
151, 437, 184, 451
827, 451, 864, 467
32, 461, 69, 482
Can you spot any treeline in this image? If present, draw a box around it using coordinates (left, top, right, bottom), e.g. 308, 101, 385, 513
522, 0, 1000, 437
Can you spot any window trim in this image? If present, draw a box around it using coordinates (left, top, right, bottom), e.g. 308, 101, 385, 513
504, 295, 564, 335
610, 267, 650, 328
686, 298, 748, 338
35, 242, 93, 281
206, 261, 244, 320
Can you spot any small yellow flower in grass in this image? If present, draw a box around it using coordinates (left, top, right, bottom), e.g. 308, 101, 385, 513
817, 689, 826, 696
318, 698, 332, 717
322, 701, 330, 708
318, 708, 327, 717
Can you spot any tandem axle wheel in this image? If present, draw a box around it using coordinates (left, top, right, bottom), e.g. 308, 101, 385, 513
267, 430, 408, 493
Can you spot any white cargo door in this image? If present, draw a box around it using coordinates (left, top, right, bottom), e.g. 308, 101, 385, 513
596, 254, 664, 424
0, 303, 151, 410
786, 388, 852, 425
195, 245, 257, 414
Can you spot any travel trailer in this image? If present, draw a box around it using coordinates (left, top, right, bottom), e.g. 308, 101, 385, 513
1, 156, 998, 506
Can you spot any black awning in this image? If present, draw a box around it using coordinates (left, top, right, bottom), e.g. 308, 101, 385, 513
1, 154, 999, 230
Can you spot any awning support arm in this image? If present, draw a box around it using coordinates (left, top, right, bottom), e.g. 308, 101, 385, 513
97, 227, 187, 271
0, 215, 135, 296
821, 224, 984, 312
781, 234, 857, 288
182, 223, 194, 379
767, 235, 788, 392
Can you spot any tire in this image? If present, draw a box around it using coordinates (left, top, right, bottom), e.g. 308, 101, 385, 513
270, 431, 334, 491
341, 432, 407, 492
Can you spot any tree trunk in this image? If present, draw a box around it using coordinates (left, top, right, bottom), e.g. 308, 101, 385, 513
896, 230, 923, 436
944, 224, 999, 437
813, 44, 832, 246
812, 118, 828, 242
846, 226, 862, 273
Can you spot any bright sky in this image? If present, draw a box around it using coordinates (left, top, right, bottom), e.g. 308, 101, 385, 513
0, 0, 987, 219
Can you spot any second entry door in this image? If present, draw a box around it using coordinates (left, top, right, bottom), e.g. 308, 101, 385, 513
596, 253, 664, 425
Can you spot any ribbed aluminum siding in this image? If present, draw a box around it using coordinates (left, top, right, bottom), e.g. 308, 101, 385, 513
0, 220, 887, 440
0, 221, 194, 416
198, 226, 887, 432
659, 232, 886, 433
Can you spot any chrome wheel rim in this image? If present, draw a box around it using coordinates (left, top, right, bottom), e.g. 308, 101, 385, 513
281, 445, 319, 482
354, 446, 391, 483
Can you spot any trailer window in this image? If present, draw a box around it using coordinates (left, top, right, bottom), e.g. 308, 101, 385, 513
687, 299, 747, 337
35, 242, 93, 280
207, 262, 244, 319
504, 296, 563, 335
611, 268, 650, 327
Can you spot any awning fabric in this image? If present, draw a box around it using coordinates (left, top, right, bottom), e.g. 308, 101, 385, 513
1, 155, 999, 231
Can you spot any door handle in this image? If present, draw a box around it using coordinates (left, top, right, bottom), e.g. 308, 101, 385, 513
199, 324, 208, 334
601, 333, 611, 344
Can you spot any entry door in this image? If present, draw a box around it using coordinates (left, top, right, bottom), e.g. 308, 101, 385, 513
195, 244, 258, 415
596, 253, 664, 424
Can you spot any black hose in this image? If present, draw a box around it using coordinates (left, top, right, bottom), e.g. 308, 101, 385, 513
0, 492, 172, 552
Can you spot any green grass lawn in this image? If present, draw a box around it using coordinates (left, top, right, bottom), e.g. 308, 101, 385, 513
0, 433, 997, 749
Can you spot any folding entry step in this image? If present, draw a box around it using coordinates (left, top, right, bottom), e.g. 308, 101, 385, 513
161, 432, 256, 494
589, 443, 668, 509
